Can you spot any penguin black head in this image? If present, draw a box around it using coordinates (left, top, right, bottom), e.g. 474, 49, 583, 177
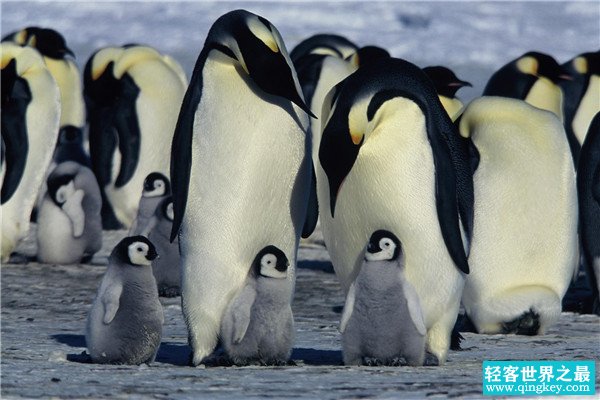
516, 52, 572, 83
565, 50, 600, 76
205, 9, 314, 117
159, 196, 175, 222
1, 57, 18, 108
57, 126, 84, 145
5, 27, 74, 59
47, 173, 77, 207
422, 66, 472, 98
143, 172, 171, 197
365, 230, 402, 262
252, 245, 289, 279
114, 236, 158, 266
83, 48, 123, 108
346, 45, 391, 68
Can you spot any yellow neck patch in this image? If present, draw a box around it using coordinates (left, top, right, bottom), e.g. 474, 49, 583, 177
247, 17, 279, 53
572, 56, 588, 74
516, 56, 538, 76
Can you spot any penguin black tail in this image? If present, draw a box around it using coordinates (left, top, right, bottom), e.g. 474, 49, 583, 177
501, 309, 540, 336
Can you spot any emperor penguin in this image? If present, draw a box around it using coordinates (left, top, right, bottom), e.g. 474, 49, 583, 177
84, 44, 187, 229
169, 10, 316, 366
86, 236, 162, 365
1, 42, 60, 262
577, 112, 600, 315
459, 96, 578, 335
37, 161, 102, 264
290, 33, 358, 63
561, 51, 600, 164
482, 51, 572, 122
220, 245, 294, 366
129, 172, 171, 235
145, 196, 181, 297
340, 230, 426, 366
423, 65, 472, 121
317, 57, 473, 365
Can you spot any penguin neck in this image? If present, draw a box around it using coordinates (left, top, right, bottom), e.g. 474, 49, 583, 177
525, 77, 564, 122
256, 276, 290, 301
357, 262, 401, 292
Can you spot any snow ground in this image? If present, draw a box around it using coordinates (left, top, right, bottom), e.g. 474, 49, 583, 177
1, 1, 600, 399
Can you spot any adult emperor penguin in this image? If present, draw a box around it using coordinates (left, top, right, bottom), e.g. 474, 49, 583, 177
220, 245, 294, 365
561, 51, 600, 164
459, 96, 578, 335
340, 230, 426, 366
577, 112, 600, 315
169, 10, 316, 366
290, 33, 358, 63
483, 52, 572, 122
1, 42, 60, 262
317, 57, 472, 365
37, 161, 102, 264
84, 44, 187, 229
86, 236, 162, 364
423, 65, 472, 121
129, 172, 171, 235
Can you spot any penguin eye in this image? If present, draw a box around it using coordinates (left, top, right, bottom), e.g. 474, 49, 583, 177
137, 247, 143, 252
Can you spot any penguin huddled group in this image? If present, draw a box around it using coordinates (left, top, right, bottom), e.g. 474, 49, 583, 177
1, 9, 598, 368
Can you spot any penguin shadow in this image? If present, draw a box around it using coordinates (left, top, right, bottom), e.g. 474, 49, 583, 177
51, 334, 191, 366
297, 260, 335, 273
291, 348, 343, 366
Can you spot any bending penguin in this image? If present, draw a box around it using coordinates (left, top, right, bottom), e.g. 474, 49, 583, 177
317, 58, 473, 365
37, 161, 102, 264
290, 33, 358, 63
86, 236, 162, 364
129, 172, 171, 235
459, 96, 578, 335
1, 42, 60, 262
423, 65, 472, 121
169, 10, 316, 366
340, 230, 426, 366
561, 51, 600, 164
84, 44, 187, 229
577, 111, 600, 315
220, 245, 294, 365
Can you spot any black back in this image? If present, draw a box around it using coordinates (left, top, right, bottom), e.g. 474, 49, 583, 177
2, 27, 73, 59
319, 57, 472, 274
290, 33, 358, 63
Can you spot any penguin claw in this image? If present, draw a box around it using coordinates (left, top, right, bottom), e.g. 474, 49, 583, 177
390, 357, 408, 366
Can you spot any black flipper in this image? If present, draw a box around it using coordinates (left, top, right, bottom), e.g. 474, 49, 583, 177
593, 164, 600, 203
1, 60, 31, 204
301, 162, 319, 238
113, 74, 141, 188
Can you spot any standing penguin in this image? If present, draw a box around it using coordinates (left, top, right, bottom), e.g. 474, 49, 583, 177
317, 58, 472, 365
483, 51, 572, 122
129, 172, 171, 235
86, 236, 162, 364
290, 33, 358, 64
561, 51, 600, 164
37, 161, 102, 264
459, 96, 578, 335
340, 230, 426, 366
84, 44, 187, 229
1, 42, 60, 262
220, 246, 294, 365
170, 10, 316, 366
423, 65, 472, 121
577, 112, 600, 315
146, 196, 181, 297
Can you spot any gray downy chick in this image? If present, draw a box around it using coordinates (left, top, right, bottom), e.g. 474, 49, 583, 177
340, 230, 426, 366
129, 172, 170, 235
37, 161, 102, 264
146, 196, 181, 297
86, 236, 163, 364
220, 245, 294, 366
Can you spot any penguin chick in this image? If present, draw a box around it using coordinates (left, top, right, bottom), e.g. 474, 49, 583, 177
423, 65, 472, 121
146, 196, 181, 297
340, 230, 426, 366
86, 236, 163, 365
37, 161, 102, 264
129, 172, 171, 235
220, 246, 294, 366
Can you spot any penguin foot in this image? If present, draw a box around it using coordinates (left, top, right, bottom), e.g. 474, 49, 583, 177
390, 357, 408, 367
158, 286, 181, 297
501, 309, 540, 335
80, 254, 94, 264
362, 357, 382, 366
423, 352, 439, 366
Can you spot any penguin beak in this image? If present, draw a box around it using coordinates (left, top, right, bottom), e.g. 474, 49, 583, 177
366, 242, 378, 254
449, 79, 472, 88
64, 47, 75, 59
557, 73, 573, 81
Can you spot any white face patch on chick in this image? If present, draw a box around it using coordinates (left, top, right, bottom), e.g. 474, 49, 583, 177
128, 242, 152, 266
259, 253, 288, 279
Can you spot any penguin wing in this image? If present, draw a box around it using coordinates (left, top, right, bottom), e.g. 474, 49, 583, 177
593, 164, 600, 203
229, 283, 257, 344
339, 282, 356, 333
400, 278, 427, 336
62, 189, 86, 237
101, 282, 123, 324
113, 75, 141, 188
88, 108, 118, 188
301, 162, 319, 238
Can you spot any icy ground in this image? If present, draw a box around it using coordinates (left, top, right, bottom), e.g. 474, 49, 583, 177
1, 226, 599, 399
1, 1, 600, 399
